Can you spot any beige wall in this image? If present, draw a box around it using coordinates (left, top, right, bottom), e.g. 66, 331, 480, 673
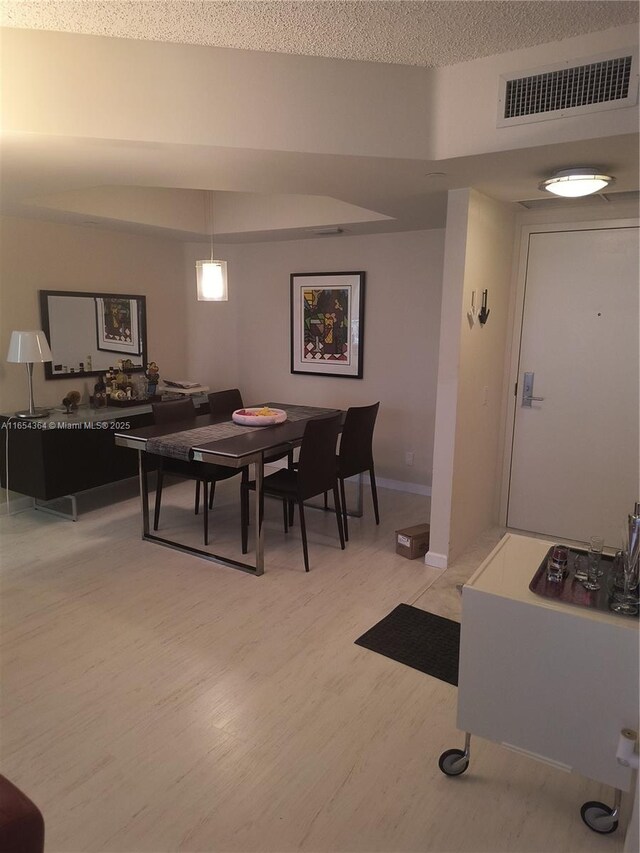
0, 216, 188, 414
0, 220, 444, 498
1, 28, 435, 160
428, 190, 516, 566
449, 191, 516, 558
427, 190, 470, 567
183, 229, 445, 487
4, 25, 634, 165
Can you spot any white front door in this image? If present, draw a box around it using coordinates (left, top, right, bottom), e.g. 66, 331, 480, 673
507, 225, 639, 547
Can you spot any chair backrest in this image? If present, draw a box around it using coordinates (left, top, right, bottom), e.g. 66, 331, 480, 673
338, 402, 380, 478
151, 397, 196, 425
296, 414, 341, 500
208, 388, 243, 417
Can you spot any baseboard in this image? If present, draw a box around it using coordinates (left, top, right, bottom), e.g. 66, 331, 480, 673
375, 477, 431, 496
2, 472, 430, 517
425, 550, 448, 569
264, 461, 431, 496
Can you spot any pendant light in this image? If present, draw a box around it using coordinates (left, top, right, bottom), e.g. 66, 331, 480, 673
539, 168, 613, 198
196, 190, 228, 301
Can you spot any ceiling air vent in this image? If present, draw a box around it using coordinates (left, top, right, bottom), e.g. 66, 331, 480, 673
518, 196, 606, 211
517, 191, 640, 211
498, 50, 638, 127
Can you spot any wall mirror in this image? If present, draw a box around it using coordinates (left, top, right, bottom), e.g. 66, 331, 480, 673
39, 290, 148, 380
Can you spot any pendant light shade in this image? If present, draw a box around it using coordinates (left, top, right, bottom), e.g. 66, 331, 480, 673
196, 259, 228, 302
196, 191, 228, 301
540, 168, 613, 198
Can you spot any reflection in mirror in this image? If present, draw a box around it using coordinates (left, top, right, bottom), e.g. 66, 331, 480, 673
39, 290, 147, 380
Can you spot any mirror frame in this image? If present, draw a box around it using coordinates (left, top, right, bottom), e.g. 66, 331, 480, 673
39, 290, 148, 381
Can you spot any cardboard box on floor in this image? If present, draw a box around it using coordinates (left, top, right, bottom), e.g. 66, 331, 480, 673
395, 523, 430, 560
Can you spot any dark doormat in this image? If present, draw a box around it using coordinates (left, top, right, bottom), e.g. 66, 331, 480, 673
354, 603, 460, 686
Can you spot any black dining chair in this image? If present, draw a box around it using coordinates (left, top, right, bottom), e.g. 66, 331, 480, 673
150, 398, 240, 545
240, 413, 345, 572
334, 402, 380, 541
207, 388, 243, 419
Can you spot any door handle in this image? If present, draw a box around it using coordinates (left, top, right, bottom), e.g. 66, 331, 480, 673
522, 372, 545, 407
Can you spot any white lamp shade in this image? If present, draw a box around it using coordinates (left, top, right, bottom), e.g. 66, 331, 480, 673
7, 330, 53, 363
540, 169, 613, 198
196, 259, 228, 301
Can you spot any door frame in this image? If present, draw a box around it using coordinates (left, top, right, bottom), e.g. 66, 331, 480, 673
498, 215, 639, 533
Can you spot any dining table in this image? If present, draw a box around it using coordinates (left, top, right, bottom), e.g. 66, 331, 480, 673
114, 402, 350, 575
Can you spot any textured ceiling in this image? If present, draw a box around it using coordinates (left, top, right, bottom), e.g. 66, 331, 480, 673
1, 0, 638, 68
2, 1, 638, 240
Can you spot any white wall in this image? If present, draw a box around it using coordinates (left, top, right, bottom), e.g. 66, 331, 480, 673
427, 190, 516, 567
184, 229, 445, 487
184, 248, 241, 394
433, 24, 638, 159
3, 24, 635, 164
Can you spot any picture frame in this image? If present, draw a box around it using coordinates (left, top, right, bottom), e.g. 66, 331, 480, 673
95, 297, 142, 355
290, 271, 365, 378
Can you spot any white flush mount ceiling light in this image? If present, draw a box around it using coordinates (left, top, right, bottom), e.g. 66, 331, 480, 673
196, 191, 228, 302
540, 168, 614, 198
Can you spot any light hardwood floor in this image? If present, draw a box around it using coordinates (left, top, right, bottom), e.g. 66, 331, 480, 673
0, 476, 627, 852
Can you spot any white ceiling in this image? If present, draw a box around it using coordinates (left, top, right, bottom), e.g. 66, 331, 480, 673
2, 0, 638, 68
1, 1, 638, 241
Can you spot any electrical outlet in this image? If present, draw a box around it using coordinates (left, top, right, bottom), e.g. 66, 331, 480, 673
482, 386, 489, 406
405, 451, 414, 466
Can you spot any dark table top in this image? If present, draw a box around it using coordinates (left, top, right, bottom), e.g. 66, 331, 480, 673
114, 403, 343, 464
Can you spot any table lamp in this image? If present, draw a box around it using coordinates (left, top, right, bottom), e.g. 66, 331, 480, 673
6, 330, 53, 418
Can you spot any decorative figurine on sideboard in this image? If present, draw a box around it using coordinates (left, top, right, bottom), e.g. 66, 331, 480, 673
114, 359, 128, 389
93, 375, 108, 408
146, 361, 160, 397
62, 390, 81, 414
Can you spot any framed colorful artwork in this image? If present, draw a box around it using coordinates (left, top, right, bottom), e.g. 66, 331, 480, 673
290, 271, 365, 378
95, 297, 142, 355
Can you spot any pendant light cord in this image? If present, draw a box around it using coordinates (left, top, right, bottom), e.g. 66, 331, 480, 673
209, 190, 215, 262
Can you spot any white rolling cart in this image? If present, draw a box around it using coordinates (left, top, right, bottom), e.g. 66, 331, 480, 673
439, 533, 639, 839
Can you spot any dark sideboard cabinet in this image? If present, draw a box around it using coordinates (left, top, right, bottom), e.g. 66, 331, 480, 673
0, 409, 154, 501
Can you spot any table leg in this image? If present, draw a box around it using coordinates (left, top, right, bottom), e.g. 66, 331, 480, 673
139, 450, 150, 538
254, 456, 264, 576
137, 450, 264, 575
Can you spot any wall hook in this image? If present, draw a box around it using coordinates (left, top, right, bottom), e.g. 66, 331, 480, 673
478, 289, 490, 325
467, 289, 477, 327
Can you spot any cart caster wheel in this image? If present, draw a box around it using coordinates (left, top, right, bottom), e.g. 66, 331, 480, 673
580, 801, 618, 834
438, 748, 469, 777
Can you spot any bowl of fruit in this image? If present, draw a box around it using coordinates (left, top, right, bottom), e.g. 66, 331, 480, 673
232, 406, 287, 426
